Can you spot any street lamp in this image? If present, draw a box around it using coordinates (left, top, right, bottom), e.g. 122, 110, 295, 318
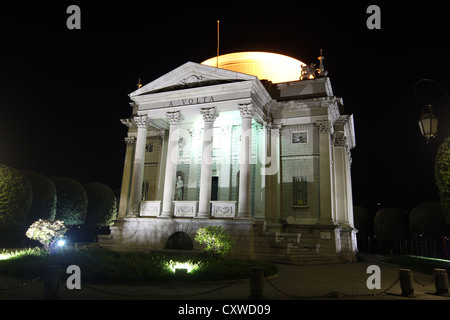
418, 105, 439, 143
414, 79, 450, 143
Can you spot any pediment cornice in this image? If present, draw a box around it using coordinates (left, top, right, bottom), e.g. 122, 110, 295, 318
129, 62, 257, 98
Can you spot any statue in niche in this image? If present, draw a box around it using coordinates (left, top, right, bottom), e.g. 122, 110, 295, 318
175, 176, 184, 200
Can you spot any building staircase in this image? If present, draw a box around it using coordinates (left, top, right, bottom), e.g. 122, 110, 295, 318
254, 229, 337, 266
94, 223, 340, 265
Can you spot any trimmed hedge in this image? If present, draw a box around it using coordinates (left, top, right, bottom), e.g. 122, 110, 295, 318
353, 206, 372, 238
0, 165, 32, 225
409, 201, 446, 239
374, 207, 408, 241
83, 182, 117, 227
51, 177, 87, 226
22, 171, 57, 224
435, 136, 450, 215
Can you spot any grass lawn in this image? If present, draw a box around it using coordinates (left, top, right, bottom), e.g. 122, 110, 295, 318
0, 247, 278, 282
382, 254, 450, 273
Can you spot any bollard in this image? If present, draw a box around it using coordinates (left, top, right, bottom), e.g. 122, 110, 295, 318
43, 265, 62, 300
399, 269, 415, 297
248, 267, 265, 300
434, 268, 449, 295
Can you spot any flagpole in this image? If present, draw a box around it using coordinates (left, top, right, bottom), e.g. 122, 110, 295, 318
216, 20, 220, 68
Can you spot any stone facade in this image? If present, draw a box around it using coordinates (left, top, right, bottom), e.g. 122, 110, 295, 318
106, 55, 358, 263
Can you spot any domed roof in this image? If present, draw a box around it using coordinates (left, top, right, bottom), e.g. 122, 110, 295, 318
201, 51, 306, 84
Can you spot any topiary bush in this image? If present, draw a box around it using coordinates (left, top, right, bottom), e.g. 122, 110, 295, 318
435, 136, 450, 215
83, 182, 117, 227
374, 207, 408, 241
50, 177, 87, 226
353, 206, 373, 238
409, 201, 446, 239
22, 170, 57, 224
0, 164, 32, 225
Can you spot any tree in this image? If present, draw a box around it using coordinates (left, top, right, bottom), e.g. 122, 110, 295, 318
353, 206, 373, 238
51, 177, 87, 226
409, 202, 446, 239
0, 164, 32, 225
374, 207, 408, 241
22, 171, 57, 224
26, 219, 68, 253
195, 226, 233, 260
83, 182, 117, 227
435, 136, 450, 215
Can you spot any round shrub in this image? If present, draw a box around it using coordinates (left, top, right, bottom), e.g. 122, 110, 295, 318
51, 177, 87, 226
0, 164, 32, 225
435, 136, 450, 214
83, 182, 117, 227
353, 206, 372, 238
22, 171, 57, 224
409, 202, 446, 239
374, 207, 408, 241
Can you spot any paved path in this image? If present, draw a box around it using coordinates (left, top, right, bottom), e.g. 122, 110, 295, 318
0, 254, 449, 300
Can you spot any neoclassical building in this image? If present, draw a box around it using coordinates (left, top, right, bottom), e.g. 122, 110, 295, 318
101, 52, 357, 263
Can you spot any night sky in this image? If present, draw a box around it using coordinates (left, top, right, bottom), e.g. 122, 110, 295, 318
0, 2, 449, 213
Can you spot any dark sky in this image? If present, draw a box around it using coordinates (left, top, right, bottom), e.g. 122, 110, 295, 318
0, 1, 449, 212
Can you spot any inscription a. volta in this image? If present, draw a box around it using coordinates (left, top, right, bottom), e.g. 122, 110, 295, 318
168, 96, 215, 107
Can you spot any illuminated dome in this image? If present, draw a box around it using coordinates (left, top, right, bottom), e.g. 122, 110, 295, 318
201, 52, 306, 84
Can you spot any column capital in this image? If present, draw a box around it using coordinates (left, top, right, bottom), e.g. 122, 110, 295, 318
120, 118, 135, 128
316, 120, 333, 134
238, 103, 256, 119
124, 136, 136, 147
166, 110, 184, 126
134, 115, 151, 129
200, 106, 219, 122
333, 134, 347, 147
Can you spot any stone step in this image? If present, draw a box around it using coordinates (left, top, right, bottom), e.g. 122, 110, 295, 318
275, 253, 335, 266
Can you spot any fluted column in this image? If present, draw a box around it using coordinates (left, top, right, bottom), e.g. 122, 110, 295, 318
160, 110, 184, 218
333, 133, 348, 225
118, 136, 136, 219
128, 115, 151, 216
238, 103, 256, 219
197, 107, 219, 218
316, 120, 335, 224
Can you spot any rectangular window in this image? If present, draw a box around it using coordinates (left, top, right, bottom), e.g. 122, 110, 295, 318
293, 176, 308, 205
292, 131, 308, 144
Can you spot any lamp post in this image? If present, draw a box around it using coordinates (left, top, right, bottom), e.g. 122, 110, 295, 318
414, 79, 450, 143
418, 104, 438, 143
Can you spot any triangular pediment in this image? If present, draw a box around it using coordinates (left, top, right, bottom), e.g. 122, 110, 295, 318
129, 62, 257, 97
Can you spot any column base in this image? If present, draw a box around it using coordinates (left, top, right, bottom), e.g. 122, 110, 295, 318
236, 213, 251, 219
159, 212, 173, 219
196, 212, 210, 219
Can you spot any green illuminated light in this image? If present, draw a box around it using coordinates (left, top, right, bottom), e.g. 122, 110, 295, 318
0, 252, 12, 260
408, 255, 450, 263
165, 260, 202, 274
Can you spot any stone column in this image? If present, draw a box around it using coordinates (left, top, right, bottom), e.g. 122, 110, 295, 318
197, 107, 219, 218
316, 120, 335, 224
128, 115, 151, 216
187, 128, 202, 200
118, 136, 136, 219
160, 110, 184, 218
333, 133, 348, 225
238, 103, 256, 219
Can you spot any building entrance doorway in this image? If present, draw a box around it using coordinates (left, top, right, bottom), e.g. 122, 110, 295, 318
211, 176, 219, 201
